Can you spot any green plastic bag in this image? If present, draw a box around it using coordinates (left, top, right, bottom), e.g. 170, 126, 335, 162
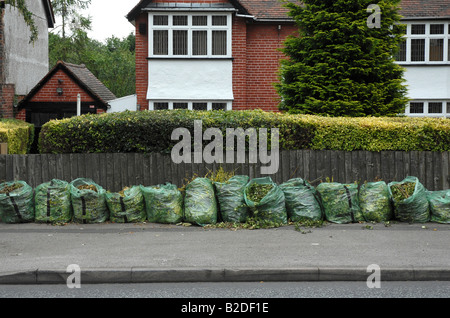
35, 179, 72, 224
359, 181, 393, 222
0, 181, 34, 223
70, 178, 108, 224
184, 178, 217, 226
244, 177, 288, 224
214, 175, 250, 223
316, 182, 363, 224
388, 176, 430, 223
141, 183, 183, 224
106, 186, 146, 223
279, 178, 322, 222
426, 190, 450, 224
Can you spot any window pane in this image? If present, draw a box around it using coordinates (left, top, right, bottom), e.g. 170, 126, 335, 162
173, 103, 188, 109
428, 102, 442, 113
173, 15, 188, 26
154, 103, 169, 110
193, 103, 207, 110
447, 102, 450, 113
173, 30, 187, 55
430, 24, 444, 34
153, 30, 168, 55
448, 39, 450, 61
429, 39, 443, 61
411, 39, 425, 61
212, 16, 227, 26
409, 102, 424, 113
411, 24, 425, 34
212, 31, 227, 55
153, 15, 168, 26
193, 31, 207, 55
193, 16, 207, 26
212, 103, 227, 110
395, 39, 407, 61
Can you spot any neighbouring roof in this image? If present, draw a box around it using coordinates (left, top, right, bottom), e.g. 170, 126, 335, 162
398, 0, 450, 19
17, 61, 116, 110
127, 0, 450, 22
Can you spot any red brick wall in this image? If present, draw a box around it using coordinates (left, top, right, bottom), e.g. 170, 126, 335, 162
244, 23, 297, 112
30, 69, 95, 103
135, 13, 149, 111
0, 84, 15, 118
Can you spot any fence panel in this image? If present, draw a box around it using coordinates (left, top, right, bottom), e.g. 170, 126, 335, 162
0, 151, 448, 191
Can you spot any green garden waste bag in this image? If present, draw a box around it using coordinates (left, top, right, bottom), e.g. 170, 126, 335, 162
214, 175, 250, 223
0, 181, 34, 223
184, 178, 217, 226
358, 181, 393, 222
70, 178, 108, 224
35, 179, 72, 224
141, 183, 183, 224
388, 176, 430, 223
316, 182, 363, 224
279, 178, 322, 222
426, 190, 450, 224
106, 186, 146, 223
244, 177, 288, 224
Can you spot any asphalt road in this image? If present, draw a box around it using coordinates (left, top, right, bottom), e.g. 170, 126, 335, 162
1, 281, 450, 298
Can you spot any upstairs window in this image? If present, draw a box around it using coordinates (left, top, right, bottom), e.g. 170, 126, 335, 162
395, 22, 450, 63
149, 13, 231, 58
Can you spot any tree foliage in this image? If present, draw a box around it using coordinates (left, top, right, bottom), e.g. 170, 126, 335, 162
49, 0, 135, 98
276, 0, 409, 117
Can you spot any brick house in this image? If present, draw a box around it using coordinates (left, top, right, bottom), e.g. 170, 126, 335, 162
126, 0, 297, 112
0, 0, 55, 119
126, 0, 450, 117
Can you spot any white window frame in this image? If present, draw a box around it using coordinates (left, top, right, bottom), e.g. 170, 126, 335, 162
149, 101, 232, 111
396, 21, 450, 64
405, 100, 450, 118
148, 12, 232, 58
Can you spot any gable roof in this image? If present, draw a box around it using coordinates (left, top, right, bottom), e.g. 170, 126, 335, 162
18, 61, 116, 110
398, 0, 450, 19
127, 0, 450, 22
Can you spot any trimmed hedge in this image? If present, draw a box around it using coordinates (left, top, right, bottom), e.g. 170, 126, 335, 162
0, 119, 34, 154
38, 110, 450, 154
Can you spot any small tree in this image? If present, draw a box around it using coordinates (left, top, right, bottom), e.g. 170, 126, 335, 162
276, 0, 409, 117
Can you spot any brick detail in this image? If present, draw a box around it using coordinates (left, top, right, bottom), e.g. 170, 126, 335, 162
30, 69, 95, 103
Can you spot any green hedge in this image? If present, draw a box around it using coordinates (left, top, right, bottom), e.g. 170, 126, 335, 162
0, 119, 34, 154
38, 110, 450, 154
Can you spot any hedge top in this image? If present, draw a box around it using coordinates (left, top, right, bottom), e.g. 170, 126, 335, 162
38, 110, 450, 154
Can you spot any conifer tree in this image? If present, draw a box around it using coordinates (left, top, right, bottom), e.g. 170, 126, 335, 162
276, 0, 409, 116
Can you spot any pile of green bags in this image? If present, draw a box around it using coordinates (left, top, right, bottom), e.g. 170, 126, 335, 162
0, 174, 448, 226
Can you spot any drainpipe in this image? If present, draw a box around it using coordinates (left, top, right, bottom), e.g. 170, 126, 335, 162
77, 94, 81, 116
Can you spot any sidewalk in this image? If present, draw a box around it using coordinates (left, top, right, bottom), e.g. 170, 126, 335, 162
0, 222, 449, 284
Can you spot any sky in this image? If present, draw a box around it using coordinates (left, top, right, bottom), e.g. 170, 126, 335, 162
63, 0, 141, 43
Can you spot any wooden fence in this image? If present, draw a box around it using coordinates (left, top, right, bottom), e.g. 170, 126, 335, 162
0, 150, 448, 191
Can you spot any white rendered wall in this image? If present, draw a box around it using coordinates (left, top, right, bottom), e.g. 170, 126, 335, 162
107, 94, 138, 113
147, 59, 234, 101
4, 0, 50, 96
403, 66, 450, 100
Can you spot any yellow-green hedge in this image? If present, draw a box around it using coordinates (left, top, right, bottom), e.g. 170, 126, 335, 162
38, 110, 450, 154
0, 119, 34, 154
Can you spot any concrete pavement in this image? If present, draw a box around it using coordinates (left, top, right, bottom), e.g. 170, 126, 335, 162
0, 221, 449, 284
